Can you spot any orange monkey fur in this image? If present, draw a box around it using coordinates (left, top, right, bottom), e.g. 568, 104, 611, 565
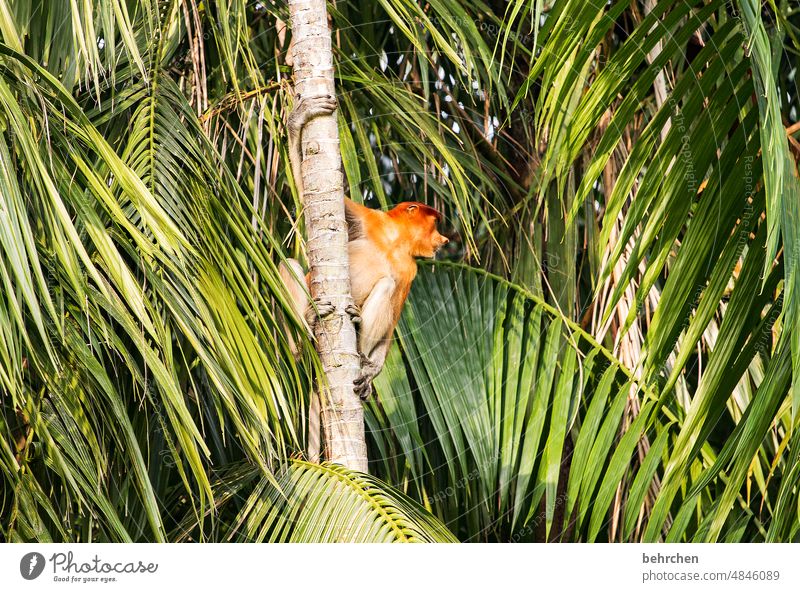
345, 198, 448, 330
281, 197, 448, 399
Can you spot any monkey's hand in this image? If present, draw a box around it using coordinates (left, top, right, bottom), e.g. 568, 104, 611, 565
287, 94, 338, 200
287, 94, 338, 135
354, 354, 379, 400
304, 297, 336, 329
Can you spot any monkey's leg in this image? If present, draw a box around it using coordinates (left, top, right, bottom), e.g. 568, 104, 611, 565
278, 258, 336, 329
287, 94, 337, 199
353, 276, 396, 399
278, 258, 311, 358
354, 339, 392, 400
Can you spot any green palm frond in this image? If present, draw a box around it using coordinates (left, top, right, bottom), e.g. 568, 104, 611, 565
736, 0, 800, 421
366, 264, 649, 541
0, 24, 309, 540
174, 460, 458, 543
367, 264, 795, 542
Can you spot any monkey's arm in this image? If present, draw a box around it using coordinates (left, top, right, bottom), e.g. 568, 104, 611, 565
353, 276, 397, 399
282, 94, 343, 349
286, 94, 337, 200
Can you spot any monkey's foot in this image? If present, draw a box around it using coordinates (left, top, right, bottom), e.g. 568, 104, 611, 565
288, 94, 338, 132
353, 373, 374, 400
305, 298, 336, 327
354, 355, 378, 400
345, 303, 361, 327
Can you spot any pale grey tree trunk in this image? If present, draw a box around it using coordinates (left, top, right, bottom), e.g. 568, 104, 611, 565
288, 0, 367, 472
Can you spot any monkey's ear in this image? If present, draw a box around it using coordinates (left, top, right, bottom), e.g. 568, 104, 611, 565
406, 204, 418, 215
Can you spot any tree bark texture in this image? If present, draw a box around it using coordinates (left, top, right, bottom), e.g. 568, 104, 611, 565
288, 0, 367, 472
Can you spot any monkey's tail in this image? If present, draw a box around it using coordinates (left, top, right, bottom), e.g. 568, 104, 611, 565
307, 389, 321, 463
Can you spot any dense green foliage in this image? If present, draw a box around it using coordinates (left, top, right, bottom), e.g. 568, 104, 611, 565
0, 0, 798, 542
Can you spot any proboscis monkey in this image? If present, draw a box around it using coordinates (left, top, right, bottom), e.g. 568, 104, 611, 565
280, 94, 449, 399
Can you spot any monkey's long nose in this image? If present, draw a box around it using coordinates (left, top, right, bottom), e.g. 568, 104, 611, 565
440, 236, 449, 246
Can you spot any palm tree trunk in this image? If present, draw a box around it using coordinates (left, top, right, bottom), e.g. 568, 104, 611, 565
288, 0, 367, 472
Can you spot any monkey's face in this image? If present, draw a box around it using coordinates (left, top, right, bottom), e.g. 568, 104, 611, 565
395, 202, 449, 258
417, 217, 449, 258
